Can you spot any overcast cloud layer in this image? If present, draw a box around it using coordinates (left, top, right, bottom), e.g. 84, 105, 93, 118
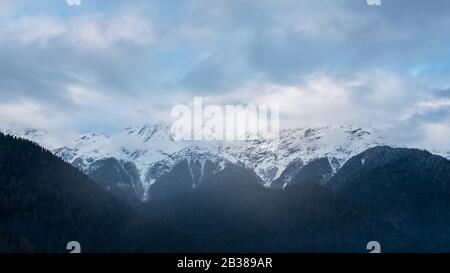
1, 0, 450, 151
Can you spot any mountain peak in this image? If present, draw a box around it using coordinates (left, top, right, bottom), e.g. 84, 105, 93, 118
2, 127, 64, 149
126, 123, 173, 142
9, 123, 448, 202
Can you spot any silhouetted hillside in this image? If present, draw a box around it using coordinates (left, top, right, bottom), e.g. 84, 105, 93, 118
0, 135, 440, 252
0, 133, 135, 252
327, 146, 450, 251
143, 174, 410, 252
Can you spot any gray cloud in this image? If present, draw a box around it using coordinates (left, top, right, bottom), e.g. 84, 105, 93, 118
181, 53, 228, 93
243, 0, 450, 83
0, 0, 450, 150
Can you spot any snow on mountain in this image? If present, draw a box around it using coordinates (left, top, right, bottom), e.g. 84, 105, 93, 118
218, 126, 385, 185
3, 128, 60, 150
5, 123, 450, 202
45, 123, 386, 200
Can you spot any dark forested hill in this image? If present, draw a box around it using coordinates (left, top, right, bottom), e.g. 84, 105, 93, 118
143, 174, 411, 252
0, 133, 446, 252
0, 133, 137, 252
327, 146, 450, 251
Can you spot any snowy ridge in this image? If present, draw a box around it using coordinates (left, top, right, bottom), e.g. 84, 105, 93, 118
218, 126, 385, 185
3, 128, 58, 150
51, 124, 384, 191
5, 122, 450, 202
5, 123, 427, 200
53, 124, 237, 199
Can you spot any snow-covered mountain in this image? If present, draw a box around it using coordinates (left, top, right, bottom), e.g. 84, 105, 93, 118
16, 123, 450, 202
219, 126, 385, 185
3, 128, 56, 149
26, 123, 385, 201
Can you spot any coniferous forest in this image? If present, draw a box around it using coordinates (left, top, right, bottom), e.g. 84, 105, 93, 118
1, 132, 450, 252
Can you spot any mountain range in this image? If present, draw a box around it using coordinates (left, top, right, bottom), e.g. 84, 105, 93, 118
2, 131, 450, 252
8, 124, 450, 204
6, 124, 391, 202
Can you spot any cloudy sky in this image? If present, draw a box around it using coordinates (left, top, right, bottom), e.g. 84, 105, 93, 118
1, 0, 450, 150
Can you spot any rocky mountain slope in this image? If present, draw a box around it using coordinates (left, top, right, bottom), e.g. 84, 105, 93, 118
48, 124, 386, 200
9, 123, 448, 203
3, 124, 388, 200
